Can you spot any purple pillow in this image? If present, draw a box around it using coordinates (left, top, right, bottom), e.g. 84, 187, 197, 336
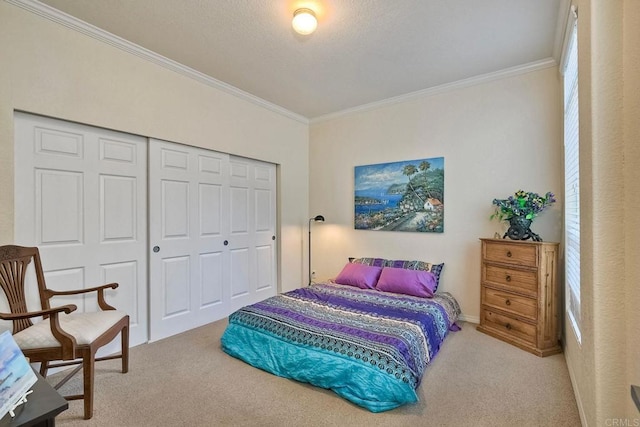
375, 267, 436, 298
334, 263, 382, 289
351, 257, 444, 291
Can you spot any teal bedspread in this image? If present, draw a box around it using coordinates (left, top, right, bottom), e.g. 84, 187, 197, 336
221, 282, 460, 412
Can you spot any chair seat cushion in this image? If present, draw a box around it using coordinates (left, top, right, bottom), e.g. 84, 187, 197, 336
14, 310, 127, 349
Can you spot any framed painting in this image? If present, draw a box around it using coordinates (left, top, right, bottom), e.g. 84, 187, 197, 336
354, 157, 444, 232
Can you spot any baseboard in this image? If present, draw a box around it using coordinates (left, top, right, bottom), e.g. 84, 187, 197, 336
565, 346, 588, 427
458, 314, 479, 324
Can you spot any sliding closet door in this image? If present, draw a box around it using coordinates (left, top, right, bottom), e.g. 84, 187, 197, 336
149, 139, 230, 341
149, 140, 277, 341
227, 156, 277, 313
13, 112, 148, 347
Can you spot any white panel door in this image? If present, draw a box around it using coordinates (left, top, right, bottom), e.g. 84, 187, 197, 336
13, 112, 148, 347
228, 156, 277, 313
149, 139, 230, 341
149, 142, 277, 341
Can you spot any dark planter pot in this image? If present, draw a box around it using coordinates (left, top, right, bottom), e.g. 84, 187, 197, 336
504, 216, 542, 241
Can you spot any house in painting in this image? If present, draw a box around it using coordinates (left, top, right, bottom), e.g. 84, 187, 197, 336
424, 198, 442, 211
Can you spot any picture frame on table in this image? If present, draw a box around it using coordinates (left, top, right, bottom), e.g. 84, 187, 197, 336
0, 330, 37, 419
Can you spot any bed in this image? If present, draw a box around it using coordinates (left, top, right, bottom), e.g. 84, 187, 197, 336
221, 260, 460, 412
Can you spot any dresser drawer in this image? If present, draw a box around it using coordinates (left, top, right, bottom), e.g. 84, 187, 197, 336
484, 264, 538, 295
484, 241, 537, 267
482, 287, 537, 321
481, 308, 536, 345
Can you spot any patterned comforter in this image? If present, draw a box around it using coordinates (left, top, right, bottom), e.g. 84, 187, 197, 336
221, 282, 461, 412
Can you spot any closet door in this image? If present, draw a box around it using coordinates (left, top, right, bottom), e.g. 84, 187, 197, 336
149, 141, 277, 341
149, 139, 231, 341
13, 112, 148, 347
228, 156, 277, 313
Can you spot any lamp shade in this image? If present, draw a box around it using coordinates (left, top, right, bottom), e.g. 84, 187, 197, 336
292, 8, 317, 35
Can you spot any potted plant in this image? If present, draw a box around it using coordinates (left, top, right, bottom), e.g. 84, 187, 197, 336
491, 190, 556, 241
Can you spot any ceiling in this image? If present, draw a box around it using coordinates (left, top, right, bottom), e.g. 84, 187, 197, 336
36, 0, 565, 121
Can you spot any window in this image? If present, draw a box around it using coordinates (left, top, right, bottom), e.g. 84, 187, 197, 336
562, 7, 580, 342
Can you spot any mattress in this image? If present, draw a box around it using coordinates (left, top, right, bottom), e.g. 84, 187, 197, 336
221, 282, 461, 412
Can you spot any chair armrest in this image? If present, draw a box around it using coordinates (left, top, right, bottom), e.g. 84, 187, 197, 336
45, 283, 119, 311
0, 304, 77, 321
0, 305, 78, 359
46, 282, 119, 296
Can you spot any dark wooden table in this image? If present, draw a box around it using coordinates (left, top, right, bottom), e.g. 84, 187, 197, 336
0, 372, 67, 427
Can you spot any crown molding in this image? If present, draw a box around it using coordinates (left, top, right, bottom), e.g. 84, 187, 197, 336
552, 0, 572, 63
310, 57, 558, 124
6, 0, 309, 125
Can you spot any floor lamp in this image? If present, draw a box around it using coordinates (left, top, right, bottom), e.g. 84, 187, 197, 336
308, 215, 325, 286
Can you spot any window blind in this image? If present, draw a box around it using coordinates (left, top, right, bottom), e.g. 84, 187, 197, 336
563, 16, 581, 342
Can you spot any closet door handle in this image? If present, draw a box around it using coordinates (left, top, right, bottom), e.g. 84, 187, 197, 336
224, 240, 229, 246
153, 246, 160, 253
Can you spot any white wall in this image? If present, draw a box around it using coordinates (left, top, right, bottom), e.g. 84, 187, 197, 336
624, 0, 640, 417
309, 66, 563, 322
0, 3, 309, 292
563, 0, 640, 424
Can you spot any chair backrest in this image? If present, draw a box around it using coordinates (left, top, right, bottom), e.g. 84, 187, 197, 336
0, 245, 50, 334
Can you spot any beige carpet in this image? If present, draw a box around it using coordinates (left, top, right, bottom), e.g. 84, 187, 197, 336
50, 320, 580, 427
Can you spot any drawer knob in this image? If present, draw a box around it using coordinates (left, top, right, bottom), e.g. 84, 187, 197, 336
506, 323, 512, 330
506, 251, 512, 258
505, 275, 512, 282
505, 299, 511, 306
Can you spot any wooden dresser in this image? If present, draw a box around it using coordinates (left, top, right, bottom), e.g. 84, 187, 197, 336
477, 238, 561, 357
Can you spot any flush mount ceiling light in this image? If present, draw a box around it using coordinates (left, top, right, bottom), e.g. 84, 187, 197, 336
292, 8, 317, 35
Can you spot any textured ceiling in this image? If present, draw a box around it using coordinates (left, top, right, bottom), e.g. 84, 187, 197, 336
37, 0, 564, 120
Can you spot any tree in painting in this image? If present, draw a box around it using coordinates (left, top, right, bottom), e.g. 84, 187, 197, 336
402, 164, 425, 204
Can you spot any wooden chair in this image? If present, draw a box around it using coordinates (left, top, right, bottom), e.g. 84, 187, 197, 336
0, 245, 129, 419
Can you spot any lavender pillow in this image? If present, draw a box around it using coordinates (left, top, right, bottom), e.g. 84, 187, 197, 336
334, 263, 383, 289
375, 267, 437, 298
351, 257, 444, 291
